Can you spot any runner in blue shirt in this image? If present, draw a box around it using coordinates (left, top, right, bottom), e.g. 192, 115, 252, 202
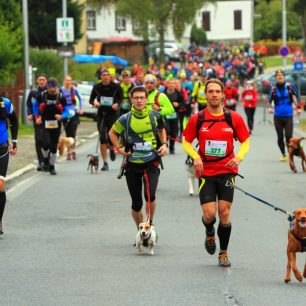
0, 96, 18, 236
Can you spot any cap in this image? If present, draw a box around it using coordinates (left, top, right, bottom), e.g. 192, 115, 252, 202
275, 69, 285, 77
144, 74, 157, 84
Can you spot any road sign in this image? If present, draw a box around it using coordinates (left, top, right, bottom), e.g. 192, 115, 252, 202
294, 61, 304, 71
57, 46, 74, 57
292, 47, 306, 62
279, 46, 290, 57
56, 18, 74, 43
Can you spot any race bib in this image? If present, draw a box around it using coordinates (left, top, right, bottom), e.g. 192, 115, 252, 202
226, 99, 235, 106
244, 95, 253, 101
133, 142, 152, 152
205, 140, 227, 157
100, 96, 113, 107
166, 112, 177, 119
132, 142, 153, 159
45, 120, 58, 129
121, 100, 130, 110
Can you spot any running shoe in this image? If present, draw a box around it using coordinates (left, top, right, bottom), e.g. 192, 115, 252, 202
110, 149, 116, 161
0, 222, 3, 236
72, 151, 77, 160
218, 253, 231, 267
49, 165, 57, 175
37, 162, 44, 172
101, 162, 109, 171
280, 155, 287, 162
43, 159, 50, 172
204, 235, 216, 255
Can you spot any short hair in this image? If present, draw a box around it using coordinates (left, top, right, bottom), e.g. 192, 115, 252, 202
130, 86, 148, 98
122, 70, 131, 77
205, 78, 224, 93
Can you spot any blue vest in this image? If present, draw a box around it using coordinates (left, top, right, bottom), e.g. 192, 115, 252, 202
0, 97, 13, 144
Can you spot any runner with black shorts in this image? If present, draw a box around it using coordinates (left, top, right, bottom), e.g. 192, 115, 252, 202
268, 69, 301, 161
89, 69, 123, 171
0, 96, 18, 236
183, 78, 250, 267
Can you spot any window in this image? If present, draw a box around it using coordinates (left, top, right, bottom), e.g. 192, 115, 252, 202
115, 12, 126, 32
234, 10, 242, 30
132, 18, 142, 36
202, 11, 210, 32
86, 11, 96, 30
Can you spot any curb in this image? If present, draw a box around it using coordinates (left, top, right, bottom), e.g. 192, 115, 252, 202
6, 131, 99, 183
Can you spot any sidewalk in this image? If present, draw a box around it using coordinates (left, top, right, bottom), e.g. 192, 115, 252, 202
7, 120, 97, 180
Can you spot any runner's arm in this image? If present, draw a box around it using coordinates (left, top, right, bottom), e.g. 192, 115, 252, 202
236, 138, 250, 161
158, 93, 175, 116
182, 139, 200, 160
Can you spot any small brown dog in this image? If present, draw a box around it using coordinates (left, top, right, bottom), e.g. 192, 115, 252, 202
57, 137, 75, 156
87, 154, 99, 174
288, 137, 306, 173
284, 208, 306, 283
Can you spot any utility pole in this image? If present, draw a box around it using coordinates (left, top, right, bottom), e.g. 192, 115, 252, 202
63, 0, 68, 76
22, 0, 30, 124
282, 0, 287, 67
249, 0, 254, 56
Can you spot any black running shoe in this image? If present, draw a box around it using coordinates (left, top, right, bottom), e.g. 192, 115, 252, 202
37, 162, 44, 171
101, 162, 109, 171
49, 166, 57, 175
0, 222, 3, 236
204, 235, 216, 255
43, 159, 50, 172
110, 149, 116, 161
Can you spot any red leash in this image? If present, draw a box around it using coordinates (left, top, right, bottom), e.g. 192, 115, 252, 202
143, 170, 151, 223
167, 135, 182, 143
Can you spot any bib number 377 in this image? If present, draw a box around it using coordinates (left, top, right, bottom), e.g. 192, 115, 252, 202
205, 140, 227, 157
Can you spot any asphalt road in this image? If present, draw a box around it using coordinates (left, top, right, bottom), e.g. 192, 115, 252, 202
1, 106, 306, 306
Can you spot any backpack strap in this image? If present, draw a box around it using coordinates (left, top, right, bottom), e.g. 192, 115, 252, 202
196, 107, 237, 141
154, 92, 161, 107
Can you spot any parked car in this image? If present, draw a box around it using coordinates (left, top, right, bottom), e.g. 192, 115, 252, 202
77, 82, 97, 120
147, 41, 186, 62
255, 69, 306, 97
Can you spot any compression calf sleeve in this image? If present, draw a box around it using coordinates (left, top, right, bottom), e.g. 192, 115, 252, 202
202, 217, 216, 236
42, 149, 49, 159
217, 223, 232, 253
0, 191, 6, 221
49, 153, 57, 166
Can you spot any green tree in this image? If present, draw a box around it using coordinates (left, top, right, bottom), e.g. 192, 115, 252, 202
190, 24, 207, 46
27, 0, 83, 49
0, 1, 23, 85
290, 0, 306, 51
254, 0, 301, 41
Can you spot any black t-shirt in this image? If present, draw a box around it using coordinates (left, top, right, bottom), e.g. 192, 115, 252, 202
89, 81, 123, 116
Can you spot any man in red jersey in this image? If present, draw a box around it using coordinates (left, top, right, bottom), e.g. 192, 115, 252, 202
182, 78, 250, 267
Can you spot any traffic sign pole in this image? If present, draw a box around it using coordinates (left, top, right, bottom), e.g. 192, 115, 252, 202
63, 0, 68, 77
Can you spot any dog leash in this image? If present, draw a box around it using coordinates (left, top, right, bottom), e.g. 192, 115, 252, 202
143, 170, 151, 223
227, 175, 294, 221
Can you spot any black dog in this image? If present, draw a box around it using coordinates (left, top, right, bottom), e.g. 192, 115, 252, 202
87, 154, 99, 174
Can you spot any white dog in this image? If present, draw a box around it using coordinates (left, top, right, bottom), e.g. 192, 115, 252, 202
185, 156, 196, 196
135, 222, 157, 255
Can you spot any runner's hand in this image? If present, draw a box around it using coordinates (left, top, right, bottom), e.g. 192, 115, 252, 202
226, 157, 240, 168
157, 144, 167, 157
93, 100, 100, 108
28, 115, 33, 121
268, 108, 274, 114
152, 104, 160, 111
55, 114, 62, 121
118, 147, 131, 157
36, 117, 42, 125
78, 109, 84, 115
9, 145, 17, 156
193, 157, 203, 178
112, 103, 119, 111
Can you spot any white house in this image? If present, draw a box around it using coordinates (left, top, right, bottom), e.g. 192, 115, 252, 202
76, 0, 253, 55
